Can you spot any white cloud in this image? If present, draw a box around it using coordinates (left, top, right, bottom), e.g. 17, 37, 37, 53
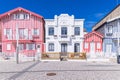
94, 13, 106, 19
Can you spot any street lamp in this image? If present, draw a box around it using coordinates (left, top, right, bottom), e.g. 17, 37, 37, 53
16, 24, 19, 64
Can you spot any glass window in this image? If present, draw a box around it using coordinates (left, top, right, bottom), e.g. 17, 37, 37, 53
33, 29, 39, 35
7, 44, 11, 50
6, 28, 10, 35
48, 27, 54, 35
74, 27, 80, 35
14, 13, 30, 20
61, 27, 67, 35
107, 26, 112, 33
48, 43, 54, 51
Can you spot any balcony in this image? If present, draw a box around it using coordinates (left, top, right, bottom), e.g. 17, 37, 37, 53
58, 35, 70, 42
106, 33, 113, 36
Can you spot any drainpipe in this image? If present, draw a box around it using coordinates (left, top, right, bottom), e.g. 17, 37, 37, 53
16, 23, 19, 64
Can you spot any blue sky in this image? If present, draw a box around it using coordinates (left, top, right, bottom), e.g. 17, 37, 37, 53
0, 0, 119, 32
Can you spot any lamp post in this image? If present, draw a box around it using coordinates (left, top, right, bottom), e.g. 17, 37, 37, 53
16, 24, 19, 64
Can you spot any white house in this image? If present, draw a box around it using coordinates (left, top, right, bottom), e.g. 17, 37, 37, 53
45, 14, 84, 54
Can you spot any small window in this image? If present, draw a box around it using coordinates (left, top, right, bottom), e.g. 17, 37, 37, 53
84, 42, 88, 49
48, 43, 54, 51
14, 13, 30, 20
33, 29, 39, 35
107, 26, 112, 33
7, 44, 11, 50
48, 27, 54, 35
74, 27, 80, 35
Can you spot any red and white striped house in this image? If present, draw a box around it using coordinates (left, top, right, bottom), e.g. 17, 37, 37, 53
83, 31, 103, 54
0, 7, 45, 57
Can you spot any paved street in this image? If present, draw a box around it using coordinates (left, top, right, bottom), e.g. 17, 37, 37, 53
0, 61, 120, 80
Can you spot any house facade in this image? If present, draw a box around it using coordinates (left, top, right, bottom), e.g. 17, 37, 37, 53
0, 7, 45, 57
45, 14, 84, 54
92, 5, 120, 57
83, 31, 103, 54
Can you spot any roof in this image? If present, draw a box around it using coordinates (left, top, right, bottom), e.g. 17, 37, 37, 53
92, 4, 120, 30
84, 31, 104, 38
0, 7, 44, 19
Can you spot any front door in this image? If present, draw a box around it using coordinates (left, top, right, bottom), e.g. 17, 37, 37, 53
90, 42, 95, 53
60, 43, 67, 60
61, 43, 67, 52
106, 44, 112, 53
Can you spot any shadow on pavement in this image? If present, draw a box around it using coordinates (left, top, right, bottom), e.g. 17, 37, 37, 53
7, 61, 39, 80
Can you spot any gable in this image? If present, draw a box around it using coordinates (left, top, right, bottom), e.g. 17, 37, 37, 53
84, 31, 103, 40
93, 5, 120, 30
0, 7, 43, 19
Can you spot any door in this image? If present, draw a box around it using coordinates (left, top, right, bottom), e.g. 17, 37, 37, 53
61, 43, 67, 56
90, 42, 95, 53
74, 43, 80, 52
106, 44, 112, 53
61, 43, 67, 52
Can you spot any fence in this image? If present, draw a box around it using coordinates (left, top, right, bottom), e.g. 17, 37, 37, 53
42, 52, 86, 60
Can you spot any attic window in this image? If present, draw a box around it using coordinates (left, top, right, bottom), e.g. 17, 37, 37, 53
14, 13, 29, 20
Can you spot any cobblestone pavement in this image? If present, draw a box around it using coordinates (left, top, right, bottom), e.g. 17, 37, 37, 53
0, 61, 120, 80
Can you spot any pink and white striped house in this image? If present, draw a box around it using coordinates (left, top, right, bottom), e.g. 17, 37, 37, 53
0, 7, 45, 57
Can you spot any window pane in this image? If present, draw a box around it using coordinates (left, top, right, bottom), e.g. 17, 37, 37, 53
48, 43, 54, 51
49, 27, 54, 35
61, 27, 67, 35
74, 27, 80, 35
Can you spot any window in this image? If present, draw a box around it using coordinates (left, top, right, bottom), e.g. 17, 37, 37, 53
84, 42, 88, 49
19, 29, 25, 39
48, 27, 54, 35
14, 13, 29, 20
61, 27, 67, 35
4, 28, 12, 39
74, 43, 80, 52
48, 43, 54, 51
33, 29, 39, 35
107, 26, 112, 33
7, 44, 11, 50
6, 29, 10, 35
19, 44, 24, 50
74, 27, 80, 35
97, 43, 101, 49
26, 44, 35, 50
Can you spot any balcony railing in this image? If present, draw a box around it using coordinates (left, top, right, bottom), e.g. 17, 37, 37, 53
106, 33, 113, 36
61, 35, 68, 38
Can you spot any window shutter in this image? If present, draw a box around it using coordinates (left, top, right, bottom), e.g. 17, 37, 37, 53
10, 29, 12, 39
4, 29, 6, 35
24, 29, 28, 39
32, 29, 34, 35
37, 29, 39, 35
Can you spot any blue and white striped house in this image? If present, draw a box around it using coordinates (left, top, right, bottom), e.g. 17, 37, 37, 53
92, 5, 120, 57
